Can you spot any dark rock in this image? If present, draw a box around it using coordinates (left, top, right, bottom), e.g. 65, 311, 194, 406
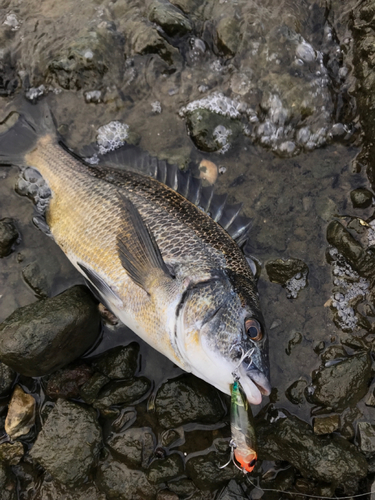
265, 258, 308, 285
285, 332, 302, 355
0, 442, 24, 465
5, 385, 35, 439
257, 408, 367, 492
94, 377, 151, 410
80, 372, 111, 405
185, 109, 242, 153
156, 491, 179, 500
358, 422, 375, 456
155, 374, 225, 428
0, 219, 19, 258
0, 463, 17, 500
106, 427, 155, 468
46, 364, 93, 400
97, 457, 155, 500
30, 399, 102, 486
320, 345, 347, 364
167, 478, 196, 497
0, 285, 101, 376
186, 450, 241, 491
216, 18, 241, 56
285, 379, 307, 405
147, 454, 184, 484
148, 0, 193, 37
48, 26, 124, 90
305, 351, 372, 410
216, 479, 248, 500
0, 362, 15, 397
313, 415, 340, 435
350, 188, 373, 209
22, 262, 50, 297
93, 343, 139, 380
111, 409, 137, 432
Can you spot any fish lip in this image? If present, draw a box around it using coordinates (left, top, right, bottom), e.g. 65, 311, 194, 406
240, 359, 271, 398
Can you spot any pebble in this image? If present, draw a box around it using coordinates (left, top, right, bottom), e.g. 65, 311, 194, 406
5, 386, 35, 439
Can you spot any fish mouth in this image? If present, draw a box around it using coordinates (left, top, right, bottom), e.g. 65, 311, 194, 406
238, 360, 271, 405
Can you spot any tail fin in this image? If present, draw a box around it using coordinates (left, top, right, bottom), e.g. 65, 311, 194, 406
0, 97, 56, 167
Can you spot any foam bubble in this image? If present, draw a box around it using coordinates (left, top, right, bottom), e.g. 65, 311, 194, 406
97, 121, 129, 154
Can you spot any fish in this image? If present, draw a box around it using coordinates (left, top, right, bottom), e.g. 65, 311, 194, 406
0, 98, 271, 404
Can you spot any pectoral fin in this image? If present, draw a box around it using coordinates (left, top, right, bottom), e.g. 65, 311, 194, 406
78, 262, 123, 309
117, 194, 173, 292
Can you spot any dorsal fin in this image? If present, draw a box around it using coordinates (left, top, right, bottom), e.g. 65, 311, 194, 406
77, 142, 253, 246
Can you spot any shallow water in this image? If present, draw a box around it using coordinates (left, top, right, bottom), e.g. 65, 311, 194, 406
0, 0, 374, 497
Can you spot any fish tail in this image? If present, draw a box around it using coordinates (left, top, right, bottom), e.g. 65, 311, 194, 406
0, 96, 56, 167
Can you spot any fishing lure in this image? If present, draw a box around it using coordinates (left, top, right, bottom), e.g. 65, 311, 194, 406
220, 378, 257, 473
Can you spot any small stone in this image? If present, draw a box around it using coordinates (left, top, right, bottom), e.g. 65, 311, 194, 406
358, 422, 375, 455
0, 286, 101, 376
0, 442, 24, 465
350, 188, 373, 209
148, 0, 192, 37
0, 219, 19, 258
156, 491, 179, 500
92, 343, 139, 380
5, 386, 35, 439
285, 379, 307, 405
97, 458, 156, 500
46, 364, 93, 399
216, 18, 241, 56
199, 159, 218, 184
80, 372, 111, 405
265, 258, 308, 286
106, 427, 155, 468
216, 479, 248, 500
155, 375, 225, 428
148, 454, 184, 484
167, 478, 196, 497
94, 377, 151, 410
30, 399, 102, 486
186, 450, 241, 491
313, 415, 340, 435
22, 262, 50, 297
306, 351, 372, 410
285, 332, 302, 355
0, 363, 16, 397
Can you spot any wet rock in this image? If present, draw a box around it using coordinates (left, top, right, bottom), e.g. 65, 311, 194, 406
216, 479, 248, 500
147, 454, 184, 484
257, 408, 367, 491
0, 442, 24, 465
0, 285, 101, 376
186, 450, 241, 491
148, 0, 193, 37
0, 463, 16, 500
0, 362, 15, 397
161, 427, 184, 448
365, 382, 375, 407
285, 332, 302, 355
320, 345, 347, 364
5, 386, 35, 439
94, 377, 151, 410
306, 351, 372, 410
21, 262, 50, 297
0, 219, 19, 258
167, 478, 196, 497
216, 18, 241, 56
285, 379, 307, 405
358, 422, 375, 456
351, 188, 373, 209
93, 343, 139, 380
156, 491, 179, 500
80, 372, 111, 405
313, 415, 340, 435
265, 258, 309, 298
112, 409, 137, 432
48, 26, 124, 90
46, 364, 93, 400
185, 109, 242, 153
106, 427, 155, 468
97, 457, 155, 500
30, 399, 102, 486
155, 374, 225, 428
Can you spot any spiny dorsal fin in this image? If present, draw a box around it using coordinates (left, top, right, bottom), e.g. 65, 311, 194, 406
80, 143, 253, 246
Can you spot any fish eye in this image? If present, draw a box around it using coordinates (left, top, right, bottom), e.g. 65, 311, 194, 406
245, 318, 263, 341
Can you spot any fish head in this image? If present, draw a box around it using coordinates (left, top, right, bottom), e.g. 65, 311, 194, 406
175, 268, 271, 405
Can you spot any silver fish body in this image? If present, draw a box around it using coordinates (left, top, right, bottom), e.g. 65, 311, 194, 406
0, 100, 271, 404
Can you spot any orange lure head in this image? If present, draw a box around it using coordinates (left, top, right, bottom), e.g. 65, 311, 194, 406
233, 448, 257, 473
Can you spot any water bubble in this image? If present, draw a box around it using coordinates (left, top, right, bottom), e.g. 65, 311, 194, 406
97, 121, 129, 154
